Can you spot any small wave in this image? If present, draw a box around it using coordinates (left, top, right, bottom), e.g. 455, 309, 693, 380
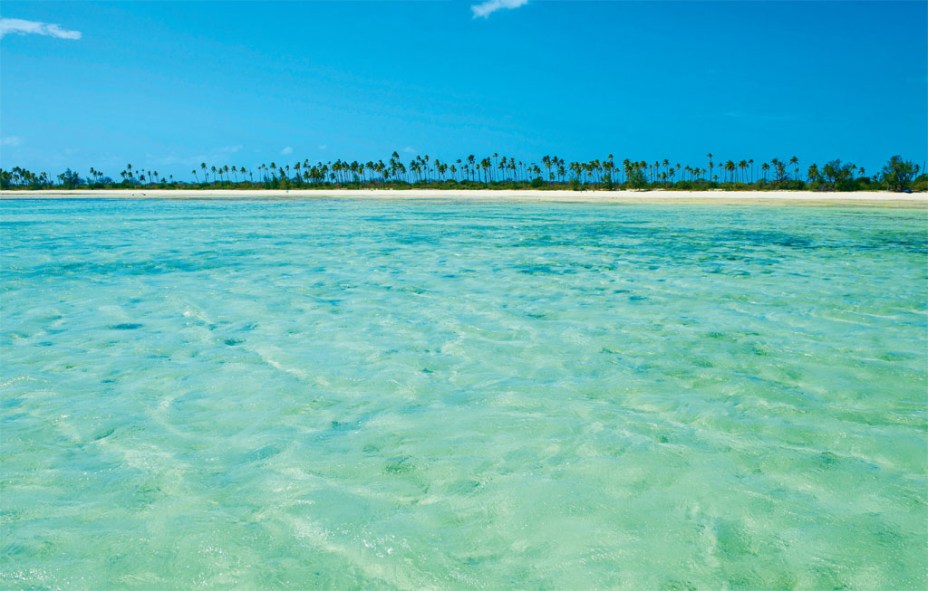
0, 376, 40, 389
256, 348, 308, 380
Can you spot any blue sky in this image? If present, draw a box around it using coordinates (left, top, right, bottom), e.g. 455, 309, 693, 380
1, 1, 925, 181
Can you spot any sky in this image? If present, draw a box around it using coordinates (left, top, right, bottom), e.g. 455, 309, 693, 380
1, 1, 926, 181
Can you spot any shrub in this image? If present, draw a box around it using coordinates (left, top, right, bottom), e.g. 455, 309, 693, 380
881, 156, 920, 191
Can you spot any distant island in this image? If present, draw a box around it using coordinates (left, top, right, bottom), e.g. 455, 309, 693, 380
1, 153, 923, 193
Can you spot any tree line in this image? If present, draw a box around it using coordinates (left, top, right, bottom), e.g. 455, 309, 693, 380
1, 153, 923, 192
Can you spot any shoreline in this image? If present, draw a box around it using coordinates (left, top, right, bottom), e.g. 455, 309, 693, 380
1, 188, 926, 207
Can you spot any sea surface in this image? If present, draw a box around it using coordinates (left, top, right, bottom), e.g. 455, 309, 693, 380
1, 198, 926, 590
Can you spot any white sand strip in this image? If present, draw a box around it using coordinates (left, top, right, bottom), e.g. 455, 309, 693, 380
1, 189, 926, 206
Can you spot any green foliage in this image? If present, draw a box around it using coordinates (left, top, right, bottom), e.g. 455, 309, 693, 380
1, 153, 923, 193
912, 174, 928, 192
57, 169, 83, 189
881, 155, 920, 191
772, 179, 806, 191
820, 160, 857, 191
627, 167, 647, 189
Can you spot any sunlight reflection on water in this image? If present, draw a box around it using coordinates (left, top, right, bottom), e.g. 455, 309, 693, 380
2, 199, 926, 589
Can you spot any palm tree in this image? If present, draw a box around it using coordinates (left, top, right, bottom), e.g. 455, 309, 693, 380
724, 160, 735, 184
807, 163, 820, 184
771, 158, 787, 183
569, 161, 580, 183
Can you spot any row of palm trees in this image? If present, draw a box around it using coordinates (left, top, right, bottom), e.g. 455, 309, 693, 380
1, 152, 921, 191
182, 152, 807, 187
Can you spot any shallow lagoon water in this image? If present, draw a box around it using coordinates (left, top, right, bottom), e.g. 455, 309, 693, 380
1, 198, 926, 589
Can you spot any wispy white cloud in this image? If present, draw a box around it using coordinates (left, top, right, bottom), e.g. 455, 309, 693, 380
280, 146, 294, 156
471, 0, 528, 19
0, 18, 81, 40
0, 136, 24, 147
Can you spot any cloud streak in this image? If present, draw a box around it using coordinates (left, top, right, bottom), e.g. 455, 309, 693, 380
0, 18, 81, 40
471, 0, 528, 19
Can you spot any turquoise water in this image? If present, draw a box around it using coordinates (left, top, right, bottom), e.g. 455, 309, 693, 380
1, 198, 926, 590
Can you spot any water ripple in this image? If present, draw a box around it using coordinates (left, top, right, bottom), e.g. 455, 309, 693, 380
1, 199, 925, 589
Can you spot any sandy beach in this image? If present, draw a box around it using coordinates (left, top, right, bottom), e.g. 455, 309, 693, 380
1, 189, 925, 207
